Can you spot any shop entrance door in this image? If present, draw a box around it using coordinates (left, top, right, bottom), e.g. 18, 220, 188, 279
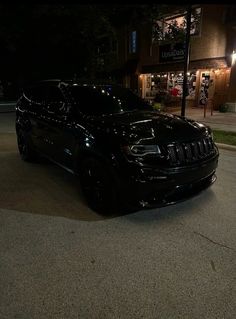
198, 71, 211, 107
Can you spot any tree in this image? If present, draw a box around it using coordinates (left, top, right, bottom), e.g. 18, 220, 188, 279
151, 5, 202, 44
0, 4, 201, 87
0, 4, 121, 82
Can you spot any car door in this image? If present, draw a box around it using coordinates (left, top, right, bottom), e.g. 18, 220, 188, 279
26, 84, 49, 153
42, 85, 78, 169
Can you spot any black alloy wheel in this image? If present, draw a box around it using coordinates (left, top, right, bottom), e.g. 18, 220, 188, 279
79, 157, 119, 215
17, 129, 37, 162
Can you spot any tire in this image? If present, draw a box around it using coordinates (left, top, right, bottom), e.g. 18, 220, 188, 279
16, 129, 38, 162
79, 157, 121, 215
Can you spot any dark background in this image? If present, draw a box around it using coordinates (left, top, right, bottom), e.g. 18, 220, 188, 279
0, 4, 128, 99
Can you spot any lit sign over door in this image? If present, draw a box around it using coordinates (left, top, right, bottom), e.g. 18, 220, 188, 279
159, 42, 185, 63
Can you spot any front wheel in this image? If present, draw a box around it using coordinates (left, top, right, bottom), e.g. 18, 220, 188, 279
17, 129, 38, 162
79, 157, 121, 215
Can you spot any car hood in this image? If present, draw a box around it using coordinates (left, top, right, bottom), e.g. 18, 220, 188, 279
90, 110, 210, 144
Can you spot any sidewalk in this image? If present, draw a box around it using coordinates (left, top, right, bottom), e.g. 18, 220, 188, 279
166, 106, 236, 151
167, 107, 236, 133
0, 101, 16, 113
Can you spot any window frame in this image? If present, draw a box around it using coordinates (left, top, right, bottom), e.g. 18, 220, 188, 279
152, 7, 202, 43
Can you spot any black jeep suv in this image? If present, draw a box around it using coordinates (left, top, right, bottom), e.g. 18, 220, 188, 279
16, 80, 219, 214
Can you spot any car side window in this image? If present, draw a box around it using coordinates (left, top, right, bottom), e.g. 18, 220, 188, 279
24, 85, 47, 108
45, 86, 65, 114
71, 87, 120, 115
24, 86, 43, 103
73, 87, 89, 105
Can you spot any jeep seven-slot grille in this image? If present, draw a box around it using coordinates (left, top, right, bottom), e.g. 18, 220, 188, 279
167, 137, 215, 165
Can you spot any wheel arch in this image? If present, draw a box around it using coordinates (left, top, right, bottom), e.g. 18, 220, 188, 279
73, 147, 112, 172
73, 145, 122, 184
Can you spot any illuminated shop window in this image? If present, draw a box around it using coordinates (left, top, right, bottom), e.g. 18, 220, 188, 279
167, 71, 196, 98
144, 71, 196, 99
145, 73, 168, 98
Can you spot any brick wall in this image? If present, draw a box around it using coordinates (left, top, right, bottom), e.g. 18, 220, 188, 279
190, 5, 227, 60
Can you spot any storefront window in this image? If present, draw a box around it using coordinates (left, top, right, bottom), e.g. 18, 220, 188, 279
167, 71, 196, 98
143, 71, 196, 100
144, 73, 168, 99
168, 73, 183, 97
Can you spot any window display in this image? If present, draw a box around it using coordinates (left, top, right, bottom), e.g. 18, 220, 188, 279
199, 73, 210, 105
168, 73, 183, 97
188, 73, 197, 98
143, 71, 196, 101
167, 71, 196, 98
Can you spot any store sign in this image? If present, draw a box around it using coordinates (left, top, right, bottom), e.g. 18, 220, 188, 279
159, 42, 185, 63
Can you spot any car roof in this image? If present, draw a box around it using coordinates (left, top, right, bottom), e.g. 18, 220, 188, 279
23, 79, 122, 90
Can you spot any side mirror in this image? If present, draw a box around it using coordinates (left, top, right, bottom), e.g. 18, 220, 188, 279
47, 102, 57, 113
47, 101, 65, 113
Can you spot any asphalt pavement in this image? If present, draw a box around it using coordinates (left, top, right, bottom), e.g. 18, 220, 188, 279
0, 147, 235, 319
0, 111, 236, 318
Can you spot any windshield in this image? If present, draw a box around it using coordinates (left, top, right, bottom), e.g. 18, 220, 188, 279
70, 85, 152, 115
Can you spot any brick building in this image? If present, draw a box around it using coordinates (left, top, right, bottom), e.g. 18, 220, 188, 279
111, 4, 236, 111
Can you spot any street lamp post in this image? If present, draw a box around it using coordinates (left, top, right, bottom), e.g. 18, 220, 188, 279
181, 5, 192, 117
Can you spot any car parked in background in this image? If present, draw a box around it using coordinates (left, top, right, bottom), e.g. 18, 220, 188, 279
15, 80, 219, 214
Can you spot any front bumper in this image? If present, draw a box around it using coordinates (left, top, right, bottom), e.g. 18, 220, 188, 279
120, 152, 219, 209
138, 172, 216, 208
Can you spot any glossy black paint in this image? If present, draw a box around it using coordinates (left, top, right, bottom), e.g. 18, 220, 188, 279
15, 80, 219, 211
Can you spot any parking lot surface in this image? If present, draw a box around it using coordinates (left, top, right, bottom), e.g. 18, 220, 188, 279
0, 128, 235, 318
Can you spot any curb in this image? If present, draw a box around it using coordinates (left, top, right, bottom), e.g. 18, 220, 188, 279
0, 102, 16, 113
0, 102, 16, 105
216, 143, 236, 152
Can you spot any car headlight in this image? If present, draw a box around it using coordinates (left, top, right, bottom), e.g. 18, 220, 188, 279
207, 127, 214, 140
122, 144, 161, 157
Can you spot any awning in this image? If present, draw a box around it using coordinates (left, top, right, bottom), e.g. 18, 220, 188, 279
141, 57, 228, 74
189, 57, 228, 69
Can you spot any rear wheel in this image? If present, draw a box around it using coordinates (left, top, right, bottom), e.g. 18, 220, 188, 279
17, 129, 38, 162
79, 157, 121, 215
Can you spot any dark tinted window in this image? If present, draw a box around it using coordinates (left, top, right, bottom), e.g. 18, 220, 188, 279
24, 85, 64, 103
47, 86, 65, 103
70, 85, 152, 115
43, 86, 65, 114
24, 85, 47, 104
